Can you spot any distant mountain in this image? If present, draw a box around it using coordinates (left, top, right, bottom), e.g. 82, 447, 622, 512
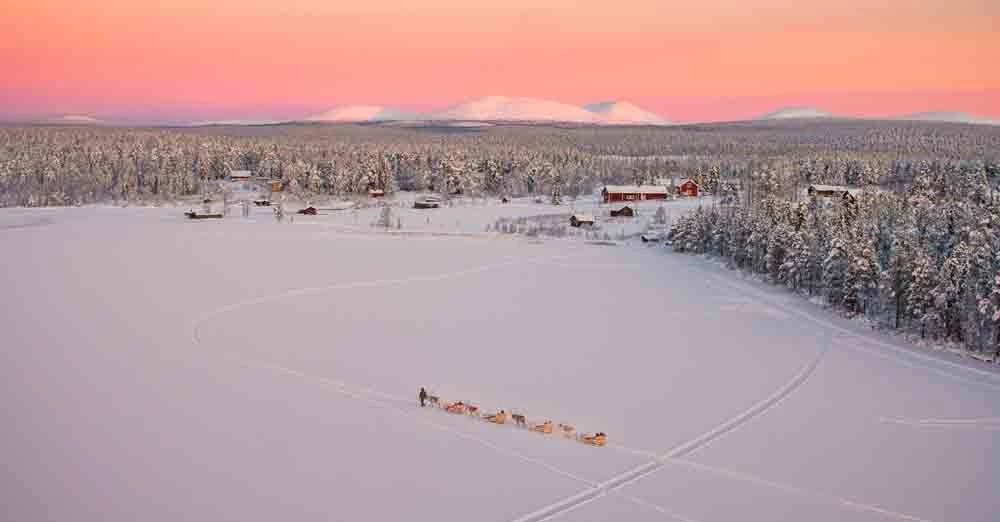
424, 96, 668, 125
305, 106, 416, 122
44, 115, 104, 125
756, 107, 834, 120
427, 96, 598, 123
898, 112, 998, 126
584, 101, 669, 125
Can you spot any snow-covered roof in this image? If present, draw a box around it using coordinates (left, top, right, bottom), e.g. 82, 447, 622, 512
603, 185, 669, 194
678, 178, 699, 186
571, 214, 595, 221
230, 170, 252, 178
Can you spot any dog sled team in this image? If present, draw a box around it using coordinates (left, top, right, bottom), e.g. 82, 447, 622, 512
418, 387, 607, 447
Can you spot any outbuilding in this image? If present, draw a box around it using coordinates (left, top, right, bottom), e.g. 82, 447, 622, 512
610, 206, 635, 217
570, 214, 595, 227
601, 185, 669, 203
677, 179, 700, 197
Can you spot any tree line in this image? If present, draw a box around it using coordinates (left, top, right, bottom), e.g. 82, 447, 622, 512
1, 120, 997, 207
671, 161, 1000, 356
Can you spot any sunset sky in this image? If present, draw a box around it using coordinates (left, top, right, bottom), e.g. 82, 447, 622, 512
2, 0, 999, 123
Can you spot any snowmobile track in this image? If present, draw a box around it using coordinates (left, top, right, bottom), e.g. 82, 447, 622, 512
510, 335, 830, 522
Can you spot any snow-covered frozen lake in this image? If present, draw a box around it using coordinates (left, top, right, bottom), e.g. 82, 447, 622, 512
2, 203, 998, 522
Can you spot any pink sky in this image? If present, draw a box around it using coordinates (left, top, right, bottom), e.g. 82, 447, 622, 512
3, 1, 999, 123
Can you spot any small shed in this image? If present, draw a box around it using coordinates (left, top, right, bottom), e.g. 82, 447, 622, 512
610, 206, 635, 218
570, 214, 595, 227
677, 179, 700, 197
369, 189, 386, 198
269, 180, 284, 193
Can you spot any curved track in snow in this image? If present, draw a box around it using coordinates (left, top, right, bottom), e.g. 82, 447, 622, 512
190, 245, 942, 522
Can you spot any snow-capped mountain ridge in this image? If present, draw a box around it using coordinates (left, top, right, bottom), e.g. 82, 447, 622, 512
584, 101, 668, 124
302, 97, 668, 125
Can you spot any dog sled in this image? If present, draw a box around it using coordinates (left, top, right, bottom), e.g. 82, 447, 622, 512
418, 388, 605, 447
580, 433, 607, 447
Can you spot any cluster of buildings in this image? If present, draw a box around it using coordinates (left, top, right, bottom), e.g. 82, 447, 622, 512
600, 178, 700, 203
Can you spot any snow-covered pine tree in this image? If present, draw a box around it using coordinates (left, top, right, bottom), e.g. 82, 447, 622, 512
823, 235, 849, 307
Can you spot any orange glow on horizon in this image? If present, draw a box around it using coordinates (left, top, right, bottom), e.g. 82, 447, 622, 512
3, 1, 999, 122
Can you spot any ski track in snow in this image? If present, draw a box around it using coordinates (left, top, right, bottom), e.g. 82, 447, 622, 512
879, 417, 1000, 430
685, 257, 1000, 391
512, 248, 970, 522
189, 252, 697, 517
188, 241, 951, 522
190, 249, 734, 521
663, 458, 933, 522
510, 335, 831, 522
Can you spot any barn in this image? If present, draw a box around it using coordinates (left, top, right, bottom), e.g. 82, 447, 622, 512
677, 179, 700, 197
601, 185, 669, 203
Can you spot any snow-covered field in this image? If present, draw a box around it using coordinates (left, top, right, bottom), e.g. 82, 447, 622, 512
3, 201, 999, 522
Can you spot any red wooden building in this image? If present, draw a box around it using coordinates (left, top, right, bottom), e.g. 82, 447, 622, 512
677, 179, 700, 197
601, 185, 669, 203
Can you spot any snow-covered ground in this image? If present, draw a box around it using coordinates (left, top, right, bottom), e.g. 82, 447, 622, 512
2, 201, 998, 522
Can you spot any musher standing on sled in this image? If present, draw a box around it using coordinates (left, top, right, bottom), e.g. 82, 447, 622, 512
419, 387, 428, 407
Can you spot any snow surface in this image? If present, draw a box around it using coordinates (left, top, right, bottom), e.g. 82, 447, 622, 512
2, 200, 999, 522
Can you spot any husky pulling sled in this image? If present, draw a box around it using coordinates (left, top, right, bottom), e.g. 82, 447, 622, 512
419, 388, 607, 448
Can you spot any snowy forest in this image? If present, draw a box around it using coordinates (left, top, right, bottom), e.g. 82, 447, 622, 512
671, 161, 1000, 357
2, 120, 999, 355
1, 120, 998, 207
